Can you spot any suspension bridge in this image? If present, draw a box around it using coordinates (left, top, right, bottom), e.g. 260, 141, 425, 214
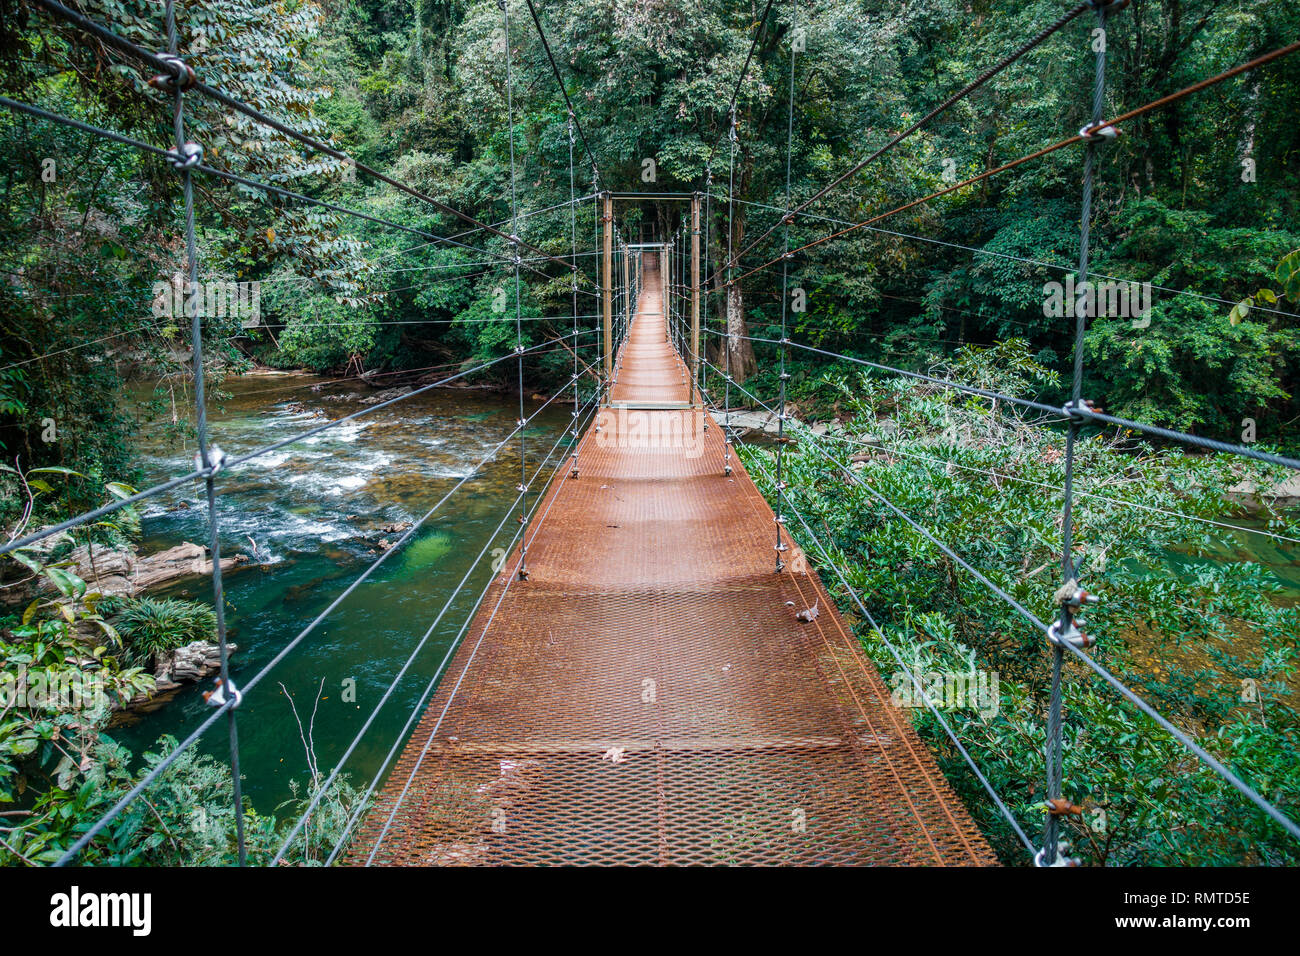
3, 0, 1299, 867
345, 259, 992, 865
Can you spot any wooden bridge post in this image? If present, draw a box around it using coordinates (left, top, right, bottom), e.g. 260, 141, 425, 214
691, 193, 700, 406
602, 193, 613, 386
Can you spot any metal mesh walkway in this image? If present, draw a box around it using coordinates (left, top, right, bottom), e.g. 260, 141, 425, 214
347, 267, 994, 865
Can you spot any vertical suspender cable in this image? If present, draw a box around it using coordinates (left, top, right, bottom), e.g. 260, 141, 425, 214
593, 192, 601, 405
702, 174, 712, 406
1043, 0, 1112, 868
773, 0, 797, 572
162, 0, 246, 865
569, 113, 581, 477
501, 0, 529, 580
723, 109, 738, 476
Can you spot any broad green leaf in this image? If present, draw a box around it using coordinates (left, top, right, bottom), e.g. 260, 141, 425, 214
104, 482, 137, 500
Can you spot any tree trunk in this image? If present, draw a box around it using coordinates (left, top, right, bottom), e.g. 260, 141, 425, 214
722, 180, 756, 383
725, 284, 756, 383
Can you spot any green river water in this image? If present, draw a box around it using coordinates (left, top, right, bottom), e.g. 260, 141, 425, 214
115, 370, 574, 811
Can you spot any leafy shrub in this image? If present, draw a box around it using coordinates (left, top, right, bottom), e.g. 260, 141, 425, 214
109, 597, 216, 669
741, 342, 1300, 865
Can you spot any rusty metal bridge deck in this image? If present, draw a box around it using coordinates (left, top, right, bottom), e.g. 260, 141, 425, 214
347, 268, 994, 865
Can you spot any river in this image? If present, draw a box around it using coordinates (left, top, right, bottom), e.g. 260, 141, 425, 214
115, 370, 575, 811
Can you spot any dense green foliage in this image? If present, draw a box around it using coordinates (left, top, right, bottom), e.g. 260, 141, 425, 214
4, 0, 1295, 484
743, 344, 1300, 864
0, 471, 366, 866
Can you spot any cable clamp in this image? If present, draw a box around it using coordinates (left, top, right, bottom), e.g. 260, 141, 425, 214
517, 483, 528, 494
194, 444, 228, 476
779, 371, 791, 381
513, 344, 526, 355
1062, 398, 1100, 423
148, 53, 197, 92
1079, 121, 1120, 144
774, 514, 787, 525
202, 676, 242, 709
1056, 581, 1099, 610
167, 141, 204, 170
516, 418, 527, 428
1047, 617, 1093, 650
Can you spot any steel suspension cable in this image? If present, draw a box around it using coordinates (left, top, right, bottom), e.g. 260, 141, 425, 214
703, 380, 1036, 857
815, 431, 1300, 549
360, 397, 597, 864
1045, 0, 1111, 867
323, 395, 601, 864
52, 341, 591, 864
709, 361, 1300, 846
501, 0, 531, 580
159, 0, 248, 865
710, 192, 1300, 323
723, 107, 738, 476
523, 0, 603, 189
569, 112, 583, 476
711, 329, 1300, 471
772, 0, 798, 573
726, 40, 1300, 288
699, 0, 779, 185
722, 1, 1093, 273
0, 96, 553, 280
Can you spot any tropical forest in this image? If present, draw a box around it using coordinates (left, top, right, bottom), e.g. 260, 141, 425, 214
0, 0, 1297, 871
